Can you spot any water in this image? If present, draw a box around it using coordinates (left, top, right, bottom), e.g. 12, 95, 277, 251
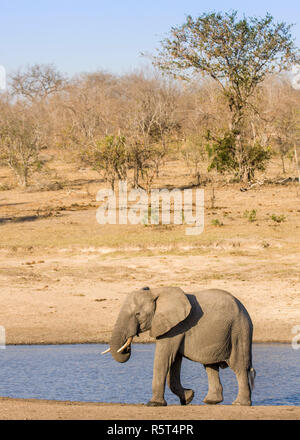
0, 343, 299, 406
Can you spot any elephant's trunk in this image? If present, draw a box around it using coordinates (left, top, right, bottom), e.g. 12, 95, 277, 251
110, 333, 131, 363
109, 313, 138, 363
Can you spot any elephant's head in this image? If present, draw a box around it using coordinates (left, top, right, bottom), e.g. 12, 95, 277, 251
102, 286, 191, 363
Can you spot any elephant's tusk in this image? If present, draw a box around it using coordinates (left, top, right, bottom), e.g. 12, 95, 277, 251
101, 348, 111, 354
117, 337, 133, 353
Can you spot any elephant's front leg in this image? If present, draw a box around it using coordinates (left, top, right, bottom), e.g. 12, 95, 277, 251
167, 352, 194, 405
147, 337, 182, 407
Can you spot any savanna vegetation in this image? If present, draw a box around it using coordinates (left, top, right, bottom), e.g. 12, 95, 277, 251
0, 11, 299, 192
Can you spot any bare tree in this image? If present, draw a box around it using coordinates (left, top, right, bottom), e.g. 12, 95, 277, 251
10, 63, 66, 102
264, 77, 300, 176
0, 103, 43, 187
122, 72, 181, 188
53, 71, 121, 151
182, 134, 206, 185
81, 135, 128, 190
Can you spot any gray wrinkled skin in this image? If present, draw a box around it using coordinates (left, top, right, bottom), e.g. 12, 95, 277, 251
109, 286, 255, 407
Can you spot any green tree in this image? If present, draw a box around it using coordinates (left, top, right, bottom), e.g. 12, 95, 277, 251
206, 131, 271, 180
154, 11, 300, 181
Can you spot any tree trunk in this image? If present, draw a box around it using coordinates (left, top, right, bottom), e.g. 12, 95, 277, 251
281, 154, 286, 174
294, 144, 300, 185
133, 164, 139, 188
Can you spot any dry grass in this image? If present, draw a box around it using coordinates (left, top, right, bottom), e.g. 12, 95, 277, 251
1, 154, 300, 285
0, 152, 299, 346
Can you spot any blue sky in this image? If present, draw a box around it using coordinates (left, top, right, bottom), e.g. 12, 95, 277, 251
0, 0, 299, 77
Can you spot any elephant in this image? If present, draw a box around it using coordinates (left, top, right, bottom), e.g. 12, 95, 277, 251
102, 286, 256, 406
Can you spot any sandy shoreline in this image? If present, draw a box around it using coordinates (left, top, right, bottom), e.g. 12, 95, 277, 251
0, 397, 299, 420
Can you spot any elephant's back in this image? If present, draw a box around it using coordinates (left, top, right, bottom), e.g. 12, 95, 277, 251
189, 288, 247, 317
182, 289, 251, 364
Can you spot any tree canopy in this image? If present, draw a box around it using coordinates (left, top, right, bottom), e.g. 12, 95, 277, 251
154, 11, 300, 181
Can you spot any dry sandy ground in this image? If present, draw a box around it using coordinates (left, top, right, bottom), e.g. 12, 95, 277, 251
0, 250, 299, 344
0, 397, 299, 420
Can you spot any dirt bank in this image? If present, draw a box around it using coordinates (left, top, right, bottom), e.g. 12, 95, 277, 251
0, 251, 299, 345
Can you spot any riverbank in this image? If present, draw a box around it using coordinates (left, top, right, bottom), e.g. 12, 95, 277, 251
1, 249, 299, 345
0, 397, 299, 420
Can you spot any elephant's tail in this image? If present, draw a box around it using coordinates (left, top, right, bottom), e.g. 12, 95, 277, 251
248, 367, 256, 391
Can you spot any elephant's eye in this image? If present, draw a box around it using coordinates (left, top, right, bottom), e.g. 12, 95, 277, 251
135, 312, 140, 317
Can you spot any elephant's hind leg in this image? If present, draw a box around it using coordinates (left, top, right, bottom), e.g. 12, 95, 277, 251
203, 364, 223, 404
228, 319, 253, 406
231, 369, 252, 406
167, 353, 194, 405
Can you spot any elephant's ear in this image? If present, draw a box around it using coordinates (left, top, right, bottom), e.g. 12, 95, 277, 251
150, 287, 191, 338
